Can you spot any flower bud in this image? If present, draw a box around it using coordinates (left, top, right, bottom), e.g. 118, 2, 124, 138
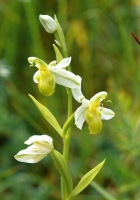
14, 135, 54, 163
39, 15, 56, 33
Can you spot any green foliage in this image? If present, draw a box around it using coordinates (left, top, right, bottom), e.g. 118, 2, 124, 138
51, 150, 73, 199
29, 94, 62, 136
0, 0, 140, 199
68, 159, 105, 200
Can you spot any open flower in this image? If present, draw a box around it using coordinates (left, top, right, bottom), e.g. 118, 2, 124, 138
14, 135, 54, 163
28, 57, 81, 96
72, 88, 115, 134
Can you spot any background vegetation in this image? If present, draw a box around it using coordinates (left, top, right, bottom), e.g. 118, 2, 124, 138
0, 0, 140, 199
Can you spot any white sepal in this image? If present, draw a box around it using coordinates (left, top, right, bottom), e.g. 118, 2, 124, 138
55, 57, 71, 69
75, 99, 89, 129
99, 107, 115, 120
14, 153, 46, 163
25, 135, 53, 145
33, 70, 40, 83
49, 67, 81, 88
71, 76, 84, 103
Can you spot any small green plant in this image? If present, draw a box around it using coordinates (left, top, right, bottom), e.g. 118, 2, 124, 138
14, 14, 115, 200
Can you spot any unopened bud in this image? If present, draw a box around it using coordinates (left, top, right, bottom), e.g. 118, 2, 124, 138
39, 15, 56, 33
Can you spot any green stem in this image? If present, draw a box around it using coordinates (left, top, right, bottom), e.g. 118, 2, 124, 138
62, 52, 73, 200
63, 51, 72, 161
54, 16, 73, 199
62, 87, 72, 200
62, 113, 75, 137
60, 43, 72, 162
63, 87, 72, 161
63, 126, 71, 161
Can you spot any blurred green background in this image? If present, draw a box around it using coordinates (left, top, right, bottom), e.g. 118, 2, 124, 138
0, 0, 140, 199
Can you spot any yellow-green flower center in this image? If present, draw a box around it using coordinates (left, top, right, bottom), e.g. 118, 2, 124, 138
85, 102, 103, 134
34, 60, 55, 97
37, 69, 55, 97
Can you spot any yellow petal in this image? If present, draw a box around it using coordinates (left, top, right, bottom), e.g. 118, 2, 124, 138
85, 108, 102, 134
38, 70, 55, 96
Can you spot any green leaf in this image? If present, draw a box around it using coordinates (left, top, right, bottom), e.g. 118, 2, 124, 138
28, 94, 62, 137
68, 159, 106, 200
53, 44, 63, 63
54, 15, 67, 54
51, 150, 73, 199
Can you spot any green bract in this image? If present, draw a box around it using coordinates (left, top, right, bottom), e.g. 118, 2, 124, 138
53, 44, 63, 63
68, 159, 106, 200
29, 94, 62, 137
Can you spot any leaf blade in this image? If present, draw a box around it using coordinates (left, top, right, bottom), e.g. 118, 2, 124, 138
68, 159, 106, 200
29, 94, 62, 137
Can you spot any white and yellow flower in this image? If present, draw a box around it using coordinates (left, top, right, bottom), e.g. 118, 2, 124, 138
28, 57, 81, 96
72, 87, 115, 134
14, 135, 54, 163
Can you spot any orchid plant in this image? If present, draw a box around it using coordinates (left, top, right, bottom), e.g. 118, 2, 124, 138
14, 14, 115, 200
